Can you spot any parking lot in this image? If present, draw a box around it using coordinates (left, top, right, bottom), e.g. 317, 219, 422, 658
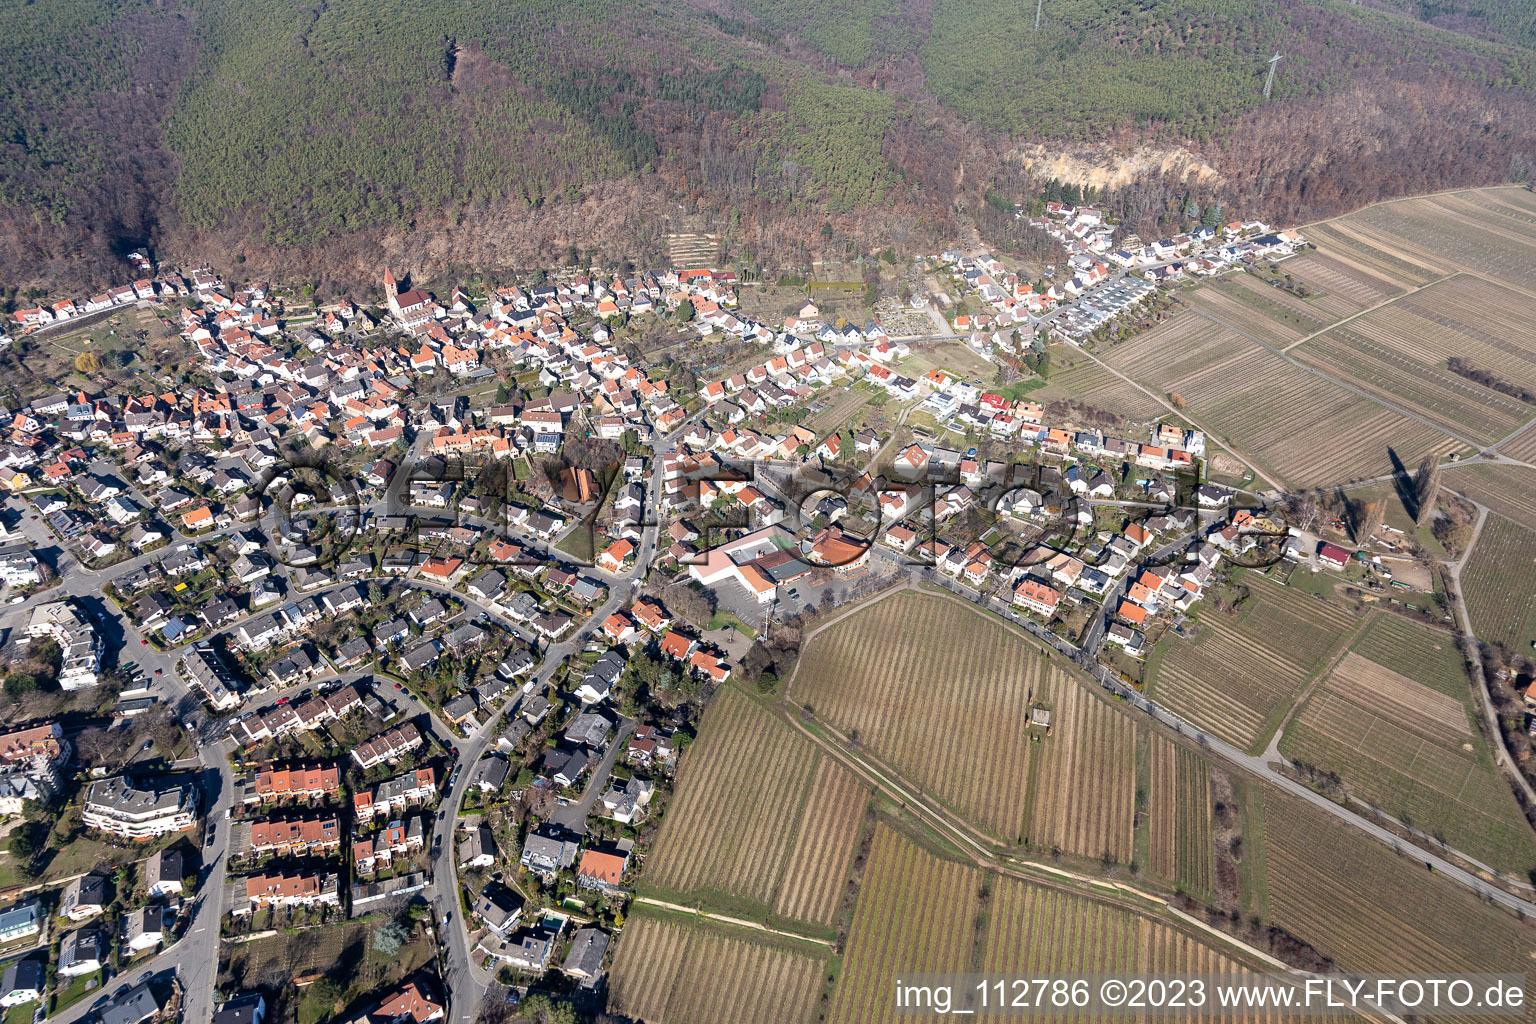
1053, 277, 1156, 336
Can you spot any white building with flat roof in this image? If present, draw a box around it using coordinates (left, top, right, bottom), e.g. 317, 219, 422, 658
82, 776, 197, 839
27, 600, 101, 689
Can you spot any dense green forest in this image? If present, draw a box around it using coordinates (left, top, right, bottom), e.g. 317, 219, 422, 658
2, 0, 1535, 290
725, 0, 904, 66
1371, 0, 1536, 50
776, 82, 899, 211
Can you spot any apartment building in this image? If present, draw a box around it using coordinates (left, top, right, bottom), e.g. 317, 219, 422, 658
82, 776, 197, 839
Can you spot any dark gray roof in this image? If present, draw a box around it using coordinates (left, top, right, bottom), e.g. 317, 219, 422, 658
0, 958, 42, 997
561, 927, 610, 978
100, 982, 161, 1024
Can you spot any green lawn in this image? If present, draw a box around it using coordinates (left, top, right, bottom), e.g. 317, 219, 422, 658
991, 378, 1048, 401
3, 999, 38, 1024
554, 528, 596, 563
40, 809, 182, 881
51, 970, 104, 1014
706, 610, 759, 639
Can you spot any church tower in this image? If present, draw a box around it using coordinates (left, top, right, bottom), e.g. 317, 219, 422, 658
384, 266, 403, 318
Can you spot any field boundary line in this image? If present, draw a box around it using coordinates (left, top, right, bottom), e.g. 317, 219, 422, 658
1261, 611, 1373, 761
1278, 271, 1454, 353
1442, 500, 1536, 816
783, 697, 1001, 861
1455, 762, 1478, 803
1185, 305, 1484, 455
783, 594, 1382, 981
630, 896, 835, 948
993, 857, 1401, 1024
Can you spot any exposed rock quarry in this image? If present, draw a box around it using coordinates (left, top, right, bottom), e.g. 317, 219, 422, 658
1008, 144, 1225, 189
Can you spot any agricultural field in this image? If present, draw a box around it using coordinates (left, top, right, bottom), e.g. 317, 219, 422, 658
1303, 221, 1444, 289
1442, 463, 1536, 532
1497, 425, 1536, 464
1461, 514, 1536, 654
795, 590, 1137, 848
1280, 250, 1404, 320
1146, 735, 1214, 898
1187, 273, 1334, 344
980, 879, 1325, 1024
1105, 314, 1466, 488
1278, 616, 1536, 876
1146, 573, 1360, 753
1351, 277, 1536, 390
774, 758, 871, 924
826, 824, 979, 1024
666, 231, 720, 269
807, 387, 876, 437
1032, 361, 1167, 422
1263, 796, 1536, 986
1341, 190, 1536, 293
1292, 294, 1536, 445
1162, 344, 1465, 488
1102, 313, 1244, 391
1023, 681, 1137, 864
607, 914, 827, 1024
643, 685, 869, 928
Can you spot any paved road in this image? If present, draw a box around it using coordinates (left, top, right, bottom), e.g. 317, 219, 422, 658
22, 390, 700, 1024
550, 719, 635, 834
1079, 530, 1198, 657
429, 585, 627, 1023
36, 643, 235, 1024
425, 404, 711, 1020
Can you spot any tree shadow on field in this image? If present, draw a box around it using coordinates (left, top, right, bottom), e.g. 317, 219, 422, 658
1386, 447, 1418, 520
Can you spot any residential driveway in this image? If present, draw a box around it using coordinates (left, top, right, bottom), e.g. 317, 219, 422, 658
549, 717, 635, 835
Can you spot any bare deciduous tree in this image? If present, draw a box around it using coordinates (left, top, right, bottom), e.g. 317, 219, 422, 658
1414, 454, 1442, 525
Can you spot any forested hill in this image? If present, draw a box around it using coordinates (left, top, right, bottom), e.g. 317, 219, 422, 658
3, 0, 1535, 294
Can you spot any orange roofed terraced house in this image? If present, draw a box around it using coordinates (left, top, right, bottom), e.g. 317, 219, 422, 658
248, 815, 342, 855
243, 872, 337, 909
363, 981, 444, 1023
1116, 599, 1150, 625
252, 765, 340, 801
1013, 579, 1061, 616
